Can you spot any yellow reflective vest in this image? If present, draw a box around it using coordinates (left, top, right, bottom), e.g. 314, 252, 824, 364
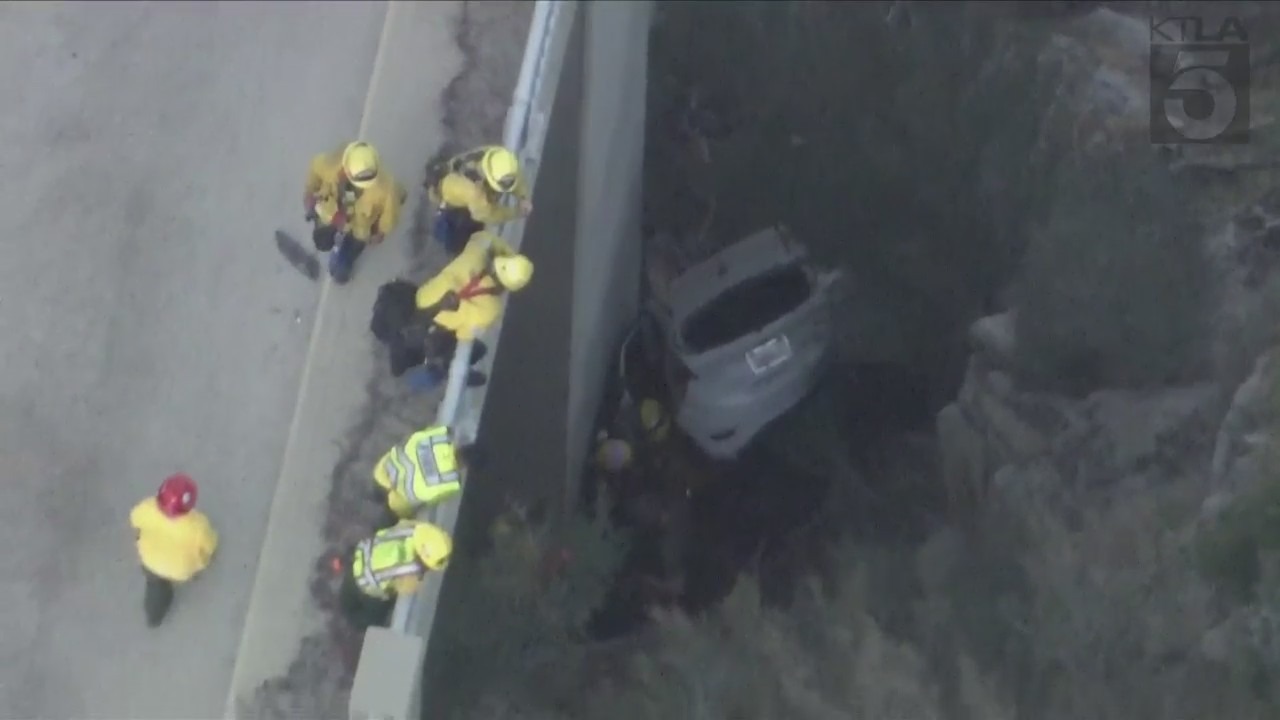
350, 522, 425, 600
373, 426, 463, 511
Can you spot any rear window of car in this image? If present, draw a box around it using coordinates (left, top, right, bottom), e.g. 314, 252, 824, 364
681, 263, 812, 354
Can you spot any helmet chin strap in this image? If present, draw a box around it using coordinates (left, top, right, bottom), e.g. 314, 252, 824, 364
338, 175, 362, 196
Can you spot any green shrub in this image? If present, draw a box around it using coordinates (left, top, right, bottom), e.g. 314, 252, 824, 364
571, 565, 1012, 720
429, 499, 629, 716
450, 476, 1280, 720
1196, 472, 1280, 601
1014, 144, 1213, 393
1013, 489, 1227, 719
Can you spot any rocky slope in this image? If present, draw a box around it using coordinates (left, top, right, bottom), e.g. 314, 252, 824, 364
937, 0, 1280, 519
932, 123, 1280, 714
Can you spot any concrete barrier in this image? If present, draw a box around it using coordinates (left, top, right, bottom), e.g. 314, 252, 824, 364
348, 3, 573, 719
349, 1, 654, 717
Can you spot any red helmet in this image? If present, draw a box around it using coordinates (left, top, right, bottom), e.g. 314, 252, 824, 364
157, 474, 198, 517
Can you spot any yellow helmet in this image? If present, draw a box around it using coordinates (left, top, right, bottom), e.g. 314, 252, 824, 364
342, 142, 381, 189
480, 147, 520, 193
492, 254, 534, 292
640, 399, 670, 441
411, 522, 452, 570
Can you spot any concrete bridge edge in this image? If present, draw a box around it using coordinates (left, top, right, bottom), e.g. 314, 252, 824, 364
349, 1, 654, 717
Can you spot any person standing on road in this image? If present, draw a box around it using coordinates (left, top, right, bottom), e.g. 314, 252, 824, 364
401, 230, 535, 392
303, 141, 407, 284
338, 519, 453, 629
129, 474, 219, 628
425, 145, 532, 255
371, 424, 485, 521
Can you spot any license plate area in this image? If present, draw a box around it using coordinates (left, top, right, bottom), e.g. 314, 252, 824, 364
746, 335, 792, 375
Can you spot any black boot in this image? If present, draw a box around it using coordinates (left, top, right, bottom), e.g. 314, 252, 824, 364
312, 224, 337, 252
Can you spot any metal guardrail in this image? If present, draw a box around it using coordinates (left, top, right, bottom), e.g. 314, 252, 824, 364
386, 0, 570, 635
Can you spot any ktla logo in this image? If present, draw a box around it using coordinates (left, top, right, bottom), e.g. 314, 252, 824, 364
1149, 14, 1250, 145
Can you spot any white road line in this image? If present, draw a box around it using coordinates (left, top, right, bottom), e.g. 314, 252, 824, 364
222, 2, 400, 716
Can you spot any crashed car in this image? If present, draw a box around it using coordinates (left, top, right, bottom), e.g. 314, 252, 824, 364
623, 225, 841, 459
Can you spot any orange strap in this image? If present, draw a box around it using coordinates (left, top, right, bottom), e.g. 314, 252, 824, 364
457, 272, 502, 301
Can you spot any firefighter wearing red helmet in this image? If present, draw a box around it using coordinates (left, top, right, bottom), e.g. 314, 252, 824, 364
129, 474, 219, 627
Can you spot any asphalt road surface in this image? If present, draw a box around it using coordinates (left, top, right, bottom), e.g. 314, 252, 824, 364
0, 2, 388, 717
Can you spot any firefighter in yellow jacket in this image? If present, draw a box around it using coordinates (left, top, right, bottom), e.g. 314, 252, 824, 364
130, 474, 219, 627
303, 141, 407, 284
402, 231, 535, 392
427, 145, 532, 254
371, 424, 485, 520
338, 519, 452, 629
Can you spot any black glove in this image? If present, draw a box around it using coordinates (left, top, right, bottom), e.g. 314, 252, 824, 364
436, 291, 461, 313
407, 292, 460, 323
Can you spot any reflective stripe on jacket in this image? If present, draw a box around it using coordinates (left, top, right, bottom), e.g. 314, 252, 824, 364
373, 426, 463, 508
350, 524, 423, 600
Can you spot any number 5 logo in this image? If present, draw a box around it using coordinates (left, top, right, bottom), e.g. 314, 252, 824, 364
1164, 50, 1238, 141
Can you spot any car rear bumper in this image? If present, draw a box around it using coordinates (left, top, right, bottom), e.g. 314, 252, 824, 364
677, 349, 830, 458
